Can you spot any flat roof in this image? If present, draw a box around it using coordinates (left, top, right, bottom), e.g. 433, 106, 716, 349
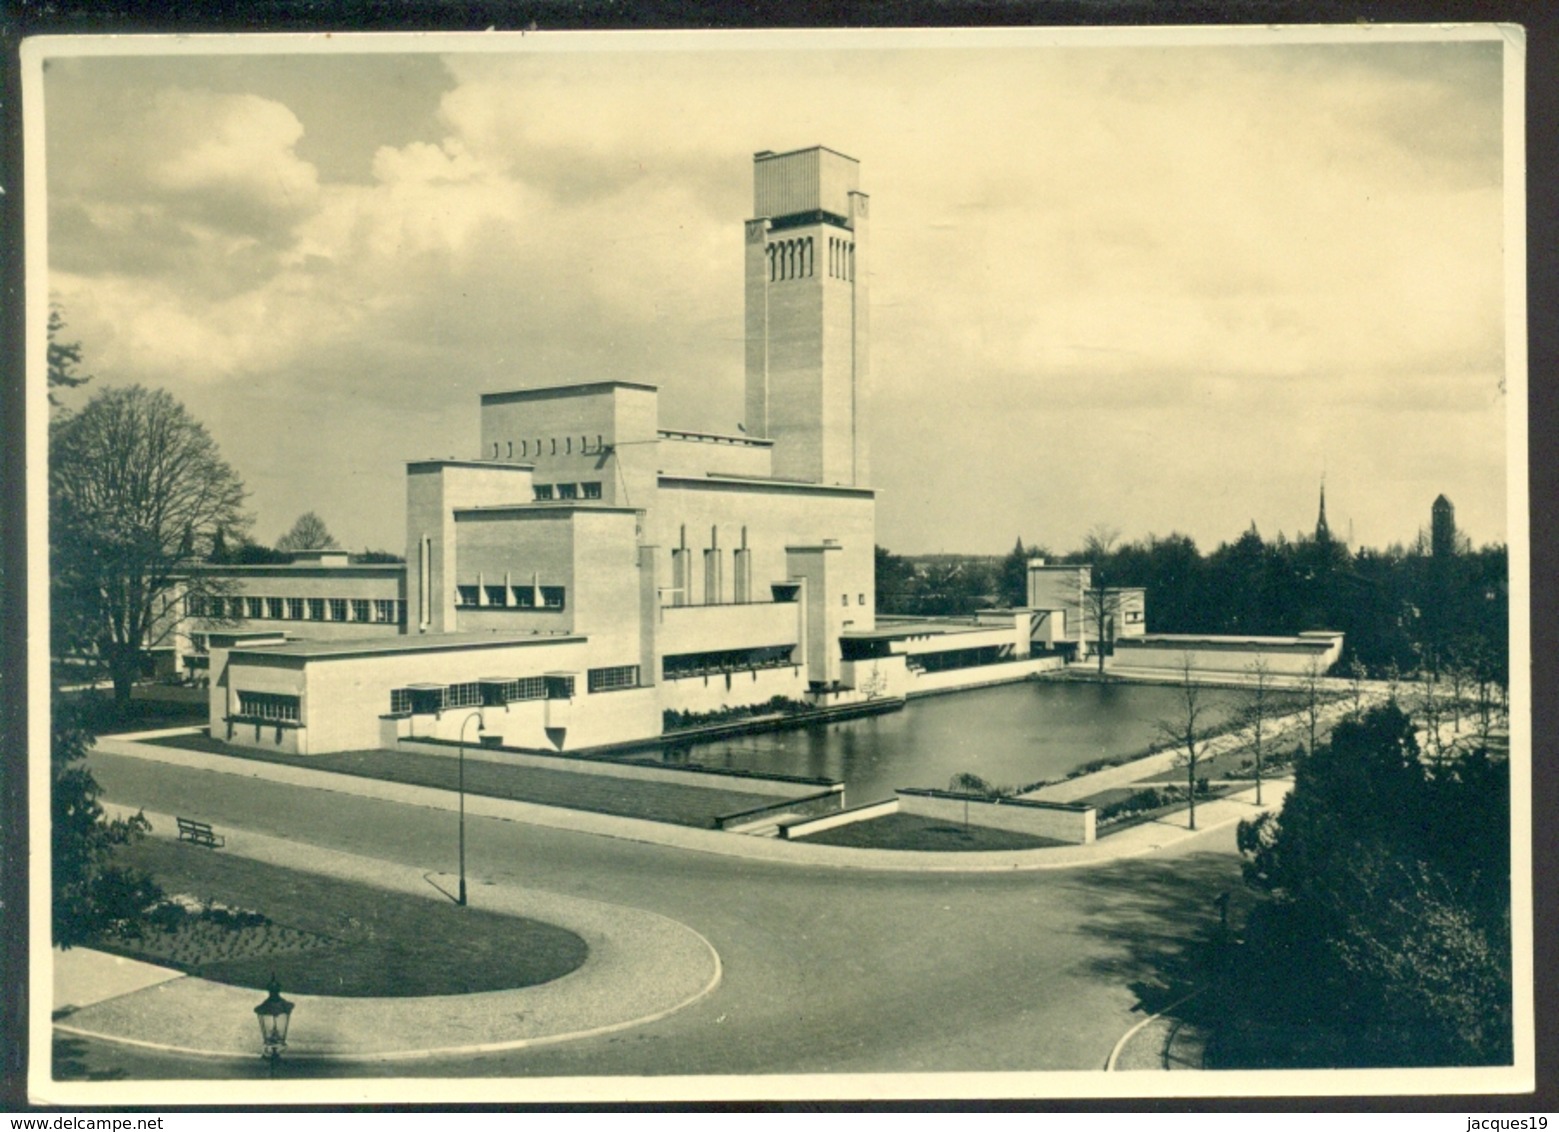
1123, 633, 1340, 647
754, 144, 859, 164
406, 458, 535, 473
183, 563, 404, 575
845, 618, 1006, 641
480, 381, 658, 405
453, 503, 641, 518
658, 428, 773, 447
228, 630, 584, 661
660, 474, 875, 498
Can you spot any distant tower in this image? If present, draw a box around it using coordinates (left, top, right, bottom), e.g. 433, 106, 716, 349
1314, 480, 1332, 545
1432, 494, 1456, 558
744, 146, 870, 486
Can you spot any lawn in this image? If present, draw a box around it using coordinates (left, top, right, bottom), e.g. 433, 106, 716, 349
143, 731, 784, 828
97, 838, 588, 998
798, 812, 1065, 851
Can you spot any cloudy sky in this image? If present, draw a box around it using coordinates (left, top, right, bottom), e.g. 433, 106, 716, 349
37, 29, 1516, 557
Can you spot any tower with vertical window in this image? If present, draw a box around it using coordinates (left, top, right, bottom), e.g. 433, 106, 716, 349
744, 146, 869, 487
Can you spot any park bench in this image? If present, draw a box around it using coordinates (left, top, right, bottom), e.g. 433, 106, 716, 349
176, 817, 225, 848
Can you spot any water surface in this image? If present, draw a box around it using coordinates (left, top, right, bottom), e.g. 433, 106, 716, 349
666, 679, 1247, 803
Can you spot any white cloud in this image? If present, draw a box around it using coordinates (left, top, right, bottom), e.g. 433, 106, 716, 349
44, 38, 1510, 554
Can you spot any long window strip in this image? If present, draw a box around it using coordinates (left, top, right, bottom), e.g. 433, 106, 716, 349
588, 665, 640, 693
238, 692, 300, 722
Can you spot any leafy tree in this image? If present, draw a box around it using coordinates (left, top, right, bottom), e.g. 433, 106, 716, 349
47, 305, 93, 410
947, 772, 1000, 834
1229, 703, 1511, 1066
355, 548, 406, 564
52, 698, 162, 948
915, 557, 991, 616
874, 545, 919, 615
51, 385, 250, 704
276, 511, 339, 553
996, 537, 1034, 608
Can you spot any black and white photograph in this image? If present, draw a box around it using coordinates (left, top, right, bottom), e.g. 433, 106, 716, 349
22, 25, 1532, 1105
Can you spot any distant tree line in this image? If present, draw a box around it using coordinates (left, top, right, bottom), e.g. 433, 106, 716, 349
877, 523, 1507, 681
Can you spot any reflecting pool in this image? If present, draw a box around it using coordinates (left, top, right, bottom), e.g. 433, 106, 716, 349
663, 678, 1249, 803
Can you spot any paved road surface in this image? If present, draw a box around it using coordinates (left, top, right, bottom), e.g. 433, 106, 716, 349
68, 748, 1250, 1084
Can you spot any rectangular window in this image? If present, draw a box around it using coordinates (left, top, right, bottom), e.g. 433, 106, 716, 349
557, 482, 579, 500
484, 585, 508, 607
512, 586, 536, 608
858, 593, 866, 606
545, 674, 575, 700
266, 597, 285, 619
329, 598, 348, 622
456, 585, 479, 607
245, 597, 264, 619
390, 688, 412, 714
588, 665, 640, 693
237, 691, 300, 723
540, 586, 565, 609
308, 598, 326, 621
581, 482, 602, 500
841, 594, 849, 607
375, 599, 398, 623
511, 676, 545, 701
288, 598, 306, 620
186, 594, 207, 618
446, 682, 482, 708
533, 484, 554, 501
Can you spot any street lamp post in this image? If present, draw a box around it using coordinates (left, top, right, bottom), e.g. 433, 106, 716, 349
458, 710, 484, 906
253, 974, 294, 1077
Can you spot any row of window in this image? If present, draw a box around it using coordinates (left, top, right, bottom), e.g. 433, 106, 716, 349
189, 594, 404, 625
454, 585, 566, 610
663, 646, 795, 680
492, 435, 607, 460
533, 482, 602, 502
764, 236, 857, 283
387, 668, 636, 714
237, 691, 300, 722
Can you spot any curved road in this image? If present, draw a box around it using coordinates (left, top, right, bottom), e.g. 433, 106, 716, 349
66, 748, 1250, 1084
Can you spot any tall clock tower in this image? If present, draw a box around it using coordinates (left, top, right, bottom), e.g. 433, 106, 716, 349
744, 146, 870, 487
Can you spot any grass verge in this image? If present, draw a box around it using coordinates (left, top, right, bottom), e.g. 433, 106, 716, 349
798, 812, 1064, 851
93, 838, 588, 998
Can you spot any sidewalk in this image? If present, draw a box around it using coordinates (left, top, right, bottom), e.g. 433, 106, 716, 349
98, 732, 1290, 873
55, 815, 722, 1062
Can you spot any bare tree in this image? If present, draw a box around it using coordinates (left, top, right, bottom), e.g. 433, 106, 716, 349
1157, 652, 1210, 830
51, 385, 249, 704
1300, 653, 1327, 758
1081, 524, 1121, 676
1348, 657, 1368, 719
1241, 655, 1276, 806
276, 511, 340, 553
1419, 665, 1445, 768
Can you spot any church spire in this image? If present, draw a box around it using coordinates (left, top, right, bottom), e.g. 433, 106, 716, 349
1315, 479, 1332, 544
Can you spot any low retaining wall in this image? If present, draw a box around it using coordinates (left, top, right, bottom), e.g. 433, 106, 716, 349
779, 798, 900, 840
396, 737, 835, 799
896, 788, 1096, 844
905, 656, 1065, 698
715, 788, 844, 831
